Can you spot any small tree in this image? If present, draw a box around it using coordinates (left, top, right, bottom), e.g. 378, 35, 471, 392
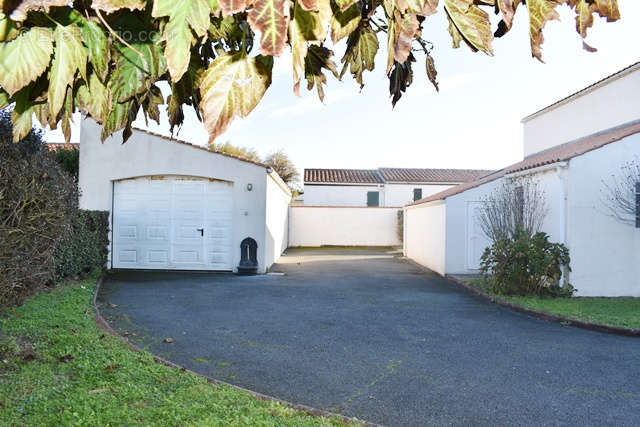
208, 141, 262, 163
265, 150, 300, 188
603, 159, 640, 228
477, 177, 548, 243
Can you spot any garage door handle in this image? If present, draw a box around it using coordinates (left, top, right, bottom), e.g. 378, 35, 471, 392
197, 228, 204, 237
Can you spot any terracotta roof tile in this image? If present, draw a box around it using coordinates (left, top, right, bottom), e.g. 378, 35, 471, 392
304, 169, 383, 184
407, 121, 640, 207
378, 168, 493, 183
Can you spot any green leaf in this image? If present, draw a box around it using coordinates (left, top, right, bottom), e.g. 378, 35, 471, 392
248, 0, 289, 56
199, 53, 272, 142
525, 0, 559, 61
0, 27, 54, 96
167, 57, 204, 134
110, 43, 166, 103
77, 72, 108, 121
444, 0, 493, 54
0, 12, 20, 42
330, 3, 361, 44
141, 84, 164, 125
304, 45, 338, 101
340, 25, 378, 88
48, 24, 87, 119
8, 0, 69, 21
152, 0, 211, 81
91, 0, 147, 14
79, 19, 110, 82
0, 88, 8, 109
10, 84, 41, 141
102, 99, 137, 141
335, 0, 356, 11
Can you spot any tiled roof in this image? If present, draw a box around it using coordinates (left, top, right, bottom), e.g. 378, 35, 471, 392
407, 120, 640, 207
304, 168, 492, 184
46, 142, 79, 150
378, 168, 493, 183
522, 61, 640, 122
304, 169, 383, 184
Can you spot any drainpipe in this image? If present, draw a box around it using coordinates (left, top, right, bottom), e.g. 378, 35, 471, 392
556, 162, 570, 285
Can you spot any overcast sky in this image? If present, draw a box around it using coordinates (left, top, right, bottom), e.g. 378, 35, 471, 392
47, 1, 640, 173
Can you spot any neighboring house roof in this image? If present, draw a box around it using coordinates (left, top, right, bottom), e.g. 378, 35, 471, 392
378, 168, 493, 183
407, 120, 640, 207
304, 168, 384, 184
46, 142, 79, 150
522, 61, 640, 123
304, 168, 492, 184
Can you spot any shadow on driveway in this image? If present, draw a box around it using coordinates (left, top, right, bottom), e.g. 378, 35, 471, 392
98, 248, 640, 426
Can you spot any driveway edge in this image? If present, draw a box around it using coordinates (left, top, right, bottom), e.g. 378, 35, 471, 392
444, 275, 640, 338
92, 274, 378, 427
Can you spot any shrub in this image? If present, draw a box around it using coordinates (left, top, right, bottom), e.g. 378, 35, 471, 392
0, 132, 77, 307
480, 230, 574, 297
54, 211, 109, 281
55, 147, 80, 180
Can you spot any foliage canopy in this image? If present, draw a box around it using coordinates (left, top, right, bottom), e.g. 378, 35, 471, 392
0, 0, 622, 143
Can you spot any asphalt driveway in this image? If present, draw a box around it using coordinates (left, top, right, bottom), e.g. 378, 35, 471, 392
98, 248, 640, 426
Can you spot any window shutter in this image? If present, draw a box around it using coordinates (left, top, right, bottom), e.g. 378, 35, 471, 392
413, 188, 422, 201
367, 191, 379, 207
636, 182, 640, 228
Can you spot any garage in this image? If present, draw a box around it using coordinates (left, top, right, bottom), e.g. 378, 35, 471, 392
78, 119, 291, 273
112, 176, 233, 270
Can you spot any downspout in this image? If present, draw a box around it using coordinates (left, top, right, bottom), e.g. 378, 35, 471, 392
556, 162, 570, 285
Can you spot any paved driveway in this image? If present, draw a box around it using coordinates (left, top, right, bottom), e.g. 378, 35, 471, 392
98, 248, 640, 426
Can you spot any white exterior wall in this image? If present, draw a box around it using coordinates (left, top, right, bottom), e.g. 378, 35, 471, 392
264, 173, 291, 269
523, 65, 640, 157
385, 183, 456, 207
79, 119, 273, 273
403, 201, 447, 275
289, 207, 401, 246
566, 133, 640, 296
303, 184, 385, 206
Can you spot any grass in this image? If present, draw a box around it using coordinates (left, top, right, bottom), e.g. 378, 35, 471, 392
464, 278, 640, 330
0, 274, 354, 426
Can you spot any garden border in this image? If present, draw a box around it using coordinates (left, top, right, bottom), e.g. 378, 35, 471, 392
92, 274, 376, 427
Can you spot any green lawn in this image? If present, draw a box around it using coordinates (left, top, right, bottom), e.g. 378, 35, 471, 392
0, 274, 354, 426
464, 278, 640, 330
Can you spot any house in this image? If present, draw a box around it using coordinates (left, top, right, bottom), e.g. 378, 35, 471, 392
78, 118, 290, 274
46, 142, 80, 151
404, 62, 640, 297
303, 167, 492, 207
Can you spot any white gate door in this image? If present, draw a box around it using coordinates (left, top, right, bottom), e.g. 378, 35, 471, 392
112, 177, 233, 270
466, 201, 490, 270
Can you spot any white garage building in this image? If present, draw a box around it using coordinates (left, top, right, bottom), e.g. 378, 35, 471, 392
79, 119, 290, 273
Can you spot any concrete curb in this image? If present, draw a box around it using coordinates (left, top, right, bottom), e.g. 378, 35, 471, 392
92, 274, 377, 427
445, 275, 640, 338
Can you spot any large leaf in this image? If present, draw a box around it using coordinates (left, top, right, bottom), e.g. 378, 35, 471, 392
330, 3, 360, 43
92, 0, 147, 14
393, 12, 419, 64
152, 0, 211, 82
110, 43, 166, 103
593, 0, 620, 21
402, 0, 438, 15
444, 0, 493, 54
199, 53, 273, 142
8, 0, 69, 21
219, 0, 251, 15
0, 27, 54, 96
102, 99, 137, 141
79, 19, 110, 82
573, 0, 594, 38
304, 45, 338, 101
48, 24, 87, 119
168, 58, 204, 134
248, 0, 290, 56
340, 25, 378, 88
526, 0, 559, 61
77, 72, 109, 121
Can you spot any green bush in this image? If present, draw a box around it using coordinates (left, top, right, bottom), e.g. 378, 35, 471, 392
480, 230, 574, 297
55, 147, 80, 180
54, 211, 109, 281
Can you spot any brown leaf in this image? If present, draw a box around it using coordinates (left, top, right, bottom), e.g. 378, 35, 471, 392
59, 354, 74, 363
444, 0, 493, 54
104, 364, 119, 371
9, 0, 69, 22
219, 0, 252, 15
574, 0, 594, 38
425, 52, 439, 91
526, 0, 560, 61
298, 0, 318, 11
91, 0, 146, 14
394, 12, 419, 64
248, 0, 290, 56
593, 0, 620, 21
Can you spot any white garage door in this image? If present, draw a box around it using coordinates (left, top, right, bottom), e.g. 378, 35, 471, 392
112, 176, 234, 270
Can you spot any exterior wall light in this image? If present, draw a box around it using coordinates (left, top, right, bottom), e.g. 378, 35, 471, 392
247, 183, 253, 191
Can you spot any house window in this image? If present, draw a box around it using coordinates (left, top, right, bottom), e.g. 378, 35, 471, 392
413, 188, 422, 201
367, 191, 379, 207
636, 182, 640, 228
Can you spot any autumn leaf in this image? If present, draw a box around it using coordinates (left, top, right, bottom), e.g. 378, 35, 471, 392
388, 54, 415, 107
299, 0, 318, 11
199, 53, 273, 142
573, 0, 595, 38
110, 43, 166, 103
341, 25, 378, 88
335, 0, 356, 11
91, 0, 147, 14
526, 0, 559, 61
403, 0, 439, 15
102, 99, 136, 141
304, 45, 339, 101
593, 0, 620, 21
394, 12, 419, 64
425, 52, 438, 91
444, 0, 493, 54
330, 3, 360, 44
152, 0, 211, 82
48, 24, 87, 119
79, 19, 110, 82
8, 0, 69, 21
0, 89, 8, 109
248, 0, 290, 56
219, 0, 252, 15
0, 27, 54, 96
495, 0, 517, 35
77, 73, 108, 121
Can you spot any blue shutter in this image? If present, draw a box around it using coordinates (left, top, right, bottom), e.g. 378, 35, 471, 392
367, 191, 379, 207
